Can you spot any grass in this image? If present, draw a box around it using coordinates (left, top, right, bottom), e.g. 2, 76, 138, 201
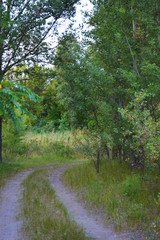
0, 130, 84, 189
63, 160, 160, 239
0, 162, 22, 189
21, 169, 92, 240
24, 130, 74, 147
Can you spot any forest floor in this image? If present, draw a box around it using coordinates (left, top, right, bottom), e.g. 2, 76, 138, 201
0, 164, 143, 240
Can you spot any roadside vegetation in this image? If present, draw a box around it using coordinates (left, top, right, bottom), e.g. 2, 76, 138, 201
63, 161, 160, 240
21, 169, 92, 240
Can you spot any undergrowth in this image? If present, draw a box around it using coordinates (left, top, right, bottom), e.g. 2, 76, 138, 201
63, 161, 160, 239
21, 169, 92, 240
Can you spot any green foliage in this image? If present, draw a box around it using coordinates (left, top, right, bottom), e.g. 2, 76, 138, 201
120, 91, 160, 169
0, 79, 40, 123
31, 119, 56, 133
126, 203, 146, 222
0, 0, 79, 73
12, 64, 61, 124
0, 0, 79, 161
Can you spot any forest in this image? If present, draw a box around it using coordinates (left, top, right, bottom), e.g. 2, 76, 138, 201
0, 0, 160, 240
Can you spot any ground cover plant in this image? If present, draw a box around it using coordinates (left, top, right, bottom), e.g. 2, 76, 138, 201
63, 161, 160, 240
21, 169, 92, 240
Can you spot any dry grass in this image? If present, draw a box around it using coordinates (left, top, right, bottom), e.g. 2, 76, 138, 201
24, 130, 74, 147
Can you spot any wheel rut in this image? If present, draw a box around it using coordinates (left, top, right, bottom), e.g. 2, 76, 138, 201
49, 167, 135, 240
0, 164, 142, 240
0, 170, 32, 240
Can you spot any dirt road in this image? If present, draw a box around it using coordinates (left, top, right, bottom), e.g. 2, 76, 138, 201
0, 165, 142, 240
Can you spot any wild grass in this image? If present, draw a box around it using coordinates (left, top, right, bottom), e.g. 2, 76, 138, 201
63, 160, 160, 239
3, 127, 86, 166
24, 130, 74, 147
21, 169, 92, 240
0, 129, 84, 189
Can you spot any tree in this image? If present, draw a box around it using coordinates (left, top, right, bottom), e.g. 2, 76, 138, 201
55, 33, 88, 127
0, 0, 79, 162
0, 78, 40, 161
55, 0, 160, 171
55, 34, 113, 171
87, 0, 160, 170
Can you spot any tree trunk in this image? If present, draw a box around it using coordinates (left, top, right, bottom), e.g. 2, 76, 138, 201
0, 116, 2, 162
119, 147, 122, 164
105, 144, 111, 165
112, 148, 118, 159
129, 150, 136, 172
96, 149, 100, 174
140, 146, 145, 174
156, 1, 160, 42
123, 151, 126, 162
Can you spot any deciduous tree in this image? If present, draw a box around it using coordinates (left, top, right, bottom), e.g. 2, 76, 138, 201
0, 0, 79, 161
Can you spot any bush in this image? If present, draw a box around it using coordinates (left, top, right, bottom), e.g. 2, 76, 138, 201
31, 119, 56, 133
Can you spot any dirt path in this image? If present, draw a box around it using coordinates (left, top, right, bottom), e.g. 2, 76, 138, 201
0, 170, 32, 240
0, 164, 74, 240
49, 167, 138, 240
0, 164, 142, 240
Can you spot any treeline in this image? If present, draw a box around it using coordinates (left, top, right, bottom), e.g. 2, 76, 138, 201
7, 0, 160, 173
52, 0, 160, 173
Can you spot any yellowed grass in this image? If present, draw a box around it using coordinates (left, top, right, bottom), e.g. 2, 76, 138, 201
24, 130, 74, 147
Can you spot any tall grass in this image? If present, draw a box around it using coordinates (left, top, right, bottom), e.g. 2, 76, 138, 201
63, 160, 160, 239
1, 129, 84, 188
24, 130, 74, 147
2, 130, 81, 168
